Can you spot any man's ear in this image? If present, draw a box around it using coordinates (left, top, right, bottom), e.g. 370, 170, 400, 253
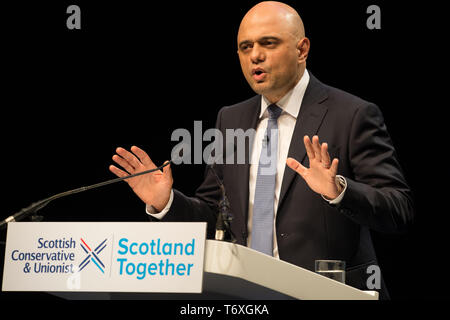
297, 37, 310, 63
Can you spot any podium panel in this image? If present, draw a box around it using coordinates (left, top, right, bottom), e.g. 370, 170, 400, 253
2, 222, 207, 294
204, 240, 378, 300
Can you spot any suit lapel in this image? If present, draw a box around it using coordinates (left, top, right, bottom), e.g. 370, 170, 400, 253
278, 74, 329, 210
233, 97, 261, 225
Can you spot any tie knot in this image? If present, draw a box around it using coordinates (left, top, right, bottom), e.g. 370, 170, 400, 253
267, 104, 282, 120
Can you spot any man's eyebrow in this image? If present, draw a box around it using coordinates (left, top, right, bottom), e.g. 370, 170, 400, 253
238, 36, 281, 48
258, 36, 281, 42
238, 40, 252, 48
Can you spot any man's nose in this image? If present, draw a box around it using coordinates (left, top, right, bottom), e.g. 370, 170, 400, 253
250, 44, 265, 63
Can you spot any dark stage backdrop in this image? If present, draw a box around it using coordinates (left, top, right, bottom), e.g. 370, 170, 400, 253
0, 1, 446, 300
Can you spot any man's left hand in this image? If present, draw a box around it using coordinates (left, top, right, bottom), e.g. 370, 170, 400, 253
286, 135, 342, 200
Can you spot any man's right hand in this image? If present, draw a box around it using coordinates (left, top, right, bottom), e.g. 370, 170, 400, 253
109, 146, 173, 212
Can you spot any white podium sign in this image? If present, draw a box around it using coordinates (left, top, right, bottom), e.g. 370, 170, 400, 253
2, 222, 207, 293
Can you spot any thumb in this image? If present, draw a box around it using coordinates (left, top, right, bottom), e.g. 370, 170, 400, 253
286, 157, 307, 177
162, 160, 172, 176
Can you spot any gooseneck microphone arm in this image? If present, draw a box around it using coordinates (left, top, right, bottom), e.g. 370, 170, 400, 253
208, 163, 235, 243
0, 161, 172, 230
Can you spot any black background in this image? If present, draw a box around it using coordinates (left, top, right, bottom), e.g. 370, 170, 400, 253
0, 0, 447, 303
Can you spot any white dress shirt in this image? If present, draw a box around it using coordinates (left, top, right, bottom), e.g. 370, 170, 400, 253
147, 69, 347, 258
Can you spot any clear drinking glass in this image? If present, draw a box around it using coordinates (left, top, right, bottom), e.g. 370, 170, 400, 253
315, 260, 346, 284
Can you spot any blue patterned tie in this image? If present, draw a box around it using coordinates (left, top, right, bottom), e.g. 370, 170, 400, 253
251, 104, 282, 256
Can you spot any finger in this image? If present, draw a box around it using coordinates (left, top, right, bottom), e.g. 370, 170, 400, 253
286, 157, 307, 177
312, 135, 322, 161
112, 154, 134, 174
109, 165, 129, 178
131, 145, 155, 168
303, 135, 315, 160
321, 143, 331, 168
116, 147, 142, 170
330, 158, 339, 176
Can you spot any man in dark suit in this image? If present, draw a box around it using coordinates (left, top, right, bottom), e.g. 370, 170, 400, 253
109, 2, 413, 299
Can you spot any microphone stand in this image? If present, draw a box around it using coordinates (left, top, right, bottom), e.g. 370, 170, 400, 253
209, 164, 235, 243
0, 161, 171, 230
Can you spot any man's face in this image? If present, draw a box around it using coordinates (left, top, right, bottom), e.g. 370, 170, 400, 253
237, 12, 303, 102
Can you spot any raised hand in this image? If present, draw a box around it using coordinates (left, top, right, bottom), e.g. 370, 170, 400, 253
286, 135, 342, 200
109, 146, 173, 211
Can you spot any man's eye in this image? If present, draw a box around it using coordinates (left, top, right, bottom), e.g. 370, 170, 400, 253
263, 41, 276, 47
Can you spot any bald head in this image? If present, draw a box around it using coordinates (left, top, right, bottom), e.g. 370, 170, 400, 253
237, 1, 310, 103
238, 1, 305, 42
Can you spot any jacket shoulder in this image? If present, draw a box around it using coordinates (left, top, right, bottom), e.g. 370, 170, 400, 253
324, 83, 375, 111
219, 95, 260, 115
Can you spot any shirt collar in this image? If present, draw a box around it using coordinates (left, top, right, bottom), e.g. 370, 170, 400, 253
260, 69, 310, 119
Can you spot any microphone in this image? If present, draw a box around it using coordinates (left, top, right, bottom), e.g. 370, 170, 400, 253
208, 159, 235, 243
0, 161, 172, 230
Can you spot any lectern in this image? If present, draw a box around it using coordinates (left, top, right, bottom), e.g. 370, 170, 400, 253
2, 222, 378, 300
203, 240, 377, 300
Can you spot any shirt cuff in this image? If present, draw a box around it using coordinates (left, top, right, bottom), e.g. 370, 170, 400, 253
145, 189, 174, 220
321, 175, 347, 205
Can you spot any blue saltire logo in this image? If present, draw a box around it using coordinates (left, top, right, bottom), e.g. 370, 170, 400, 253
79, 238, 107, 273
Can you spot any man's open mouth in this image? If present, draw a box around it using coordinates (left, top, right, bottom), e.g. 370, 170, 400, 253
252, 68, 267, 81
252, 68, 266, 75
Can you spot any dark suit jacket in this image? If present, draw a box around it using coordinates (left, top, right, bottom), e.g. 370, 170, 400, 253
159, 73, 414, 299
